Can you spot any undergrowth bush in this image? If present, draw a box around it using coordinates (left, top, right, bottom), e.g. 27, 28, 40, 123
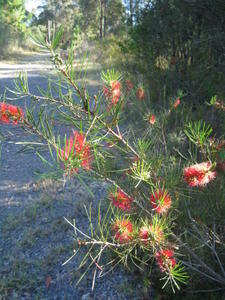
1, 29, 225, 297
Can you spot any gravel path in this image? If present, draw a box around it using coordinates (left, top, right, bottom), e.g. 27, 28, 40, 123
0, 53, 144, 300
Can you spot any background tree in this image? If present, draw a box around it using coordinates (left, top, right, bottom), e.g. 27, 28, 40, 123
37, 0, 80, 47
104, 0, 124, 36
78, 0, 99, 39
122, 0, 225, 103
123, 0, 147, 26
32, 0, 124, 42
78, 0, 124, 39
0, 0, 29, 54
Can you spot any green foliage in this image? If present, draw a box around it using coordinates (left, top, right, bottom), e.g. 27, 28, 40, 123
0, 0, 30, 55
96, 35, 128, 69
101, 69, 121, 84
162, 263, 189, 292
120, 0, 225, 105
184, 121, 213, 148
51, 26, 64, 50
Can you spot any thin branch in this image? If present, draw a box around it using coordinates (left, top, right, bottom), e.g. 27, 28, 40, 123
172, 233, 225, 285
84, 115, 98, 143
27, 92, 140, 159
90, 245, 106, 291
91, 170, 151, 216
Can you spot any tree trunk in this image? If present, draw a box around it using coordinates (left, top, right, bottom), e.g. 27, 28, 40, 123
99, 0, 104, 39
103, 0, 106, 37
135, 0, 139, 23
130, 0, 134, 27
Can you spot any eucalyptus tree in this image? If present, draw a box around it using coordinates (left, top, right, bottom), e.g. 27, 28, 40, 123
125, 0, 225, 102
0, 0, 28, 51
79, 0, 124, 39
37, 0, 80, 46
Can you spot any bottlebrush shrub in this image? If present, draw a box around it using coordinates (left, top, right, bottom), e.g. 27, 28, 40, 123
2, 29, 225, 294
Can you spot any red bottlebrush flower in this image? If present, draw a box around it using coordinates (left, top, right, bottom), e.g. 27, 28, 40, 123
126, 79, 134, 91
103, 80, 121, 106
0, 103, 23, 124
136, 87, 145, 100
0, 103, 9, 123
109, 189, 134, 211
112, 88, 121, 105
214, 100, 225, 111
156, 249, 176, 272
139, 224, 164, 245
173, 98, 180, 109
60, 130, 92, 173
103, 86, 111, 99
184, 161, 216, 187
149, 114, 156, 125
112, 219, 133, 244
139, 226, 149, 244
8, 105, 24, 124
150, 190, 172, 214
8, 104, 19, 115
111, 80, 121, 91
149, 224, 164, 243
